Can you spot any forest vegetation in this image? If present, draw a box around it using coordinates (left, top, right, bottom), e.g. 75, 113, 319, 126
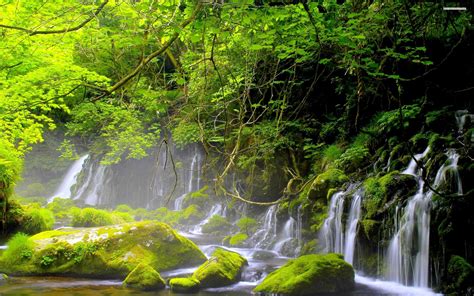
0, 0, 473, 295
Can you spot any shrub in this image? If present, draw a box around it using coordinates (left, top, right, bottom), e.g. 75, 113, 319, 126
201, 215, 232, 234
115, 204, 133, 213
46, 198, 76, 219
236, 217, 257, 235
1, 233, 33, 265
71, 208, 113, 227
111, 211, 134, 223
21, 206, 55, 234
334, 145, 369, 172
321, 145, 343, 169
229, 233, 248, 246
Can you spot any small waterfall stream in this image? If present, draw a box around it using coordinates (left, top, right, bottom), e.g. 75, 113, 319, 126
253, 205, 278, 250
319, 188, 362, 264
386, 147, 462, 287
48, 155, 89, 202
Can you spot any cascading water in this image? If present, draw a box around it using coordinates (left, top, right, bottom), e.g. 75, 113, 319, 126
319, 188, 362, 264
386, 147, 462, 287
174, 149, 201, 210
344, 191, 362, 265
253, 205, 278, 249
48, 155, 89, 202
319, 191, 345, 254
83, 165, 108, 205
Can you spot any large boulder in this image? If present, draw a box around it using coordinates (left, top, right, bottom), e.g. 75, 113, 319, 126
192, 247, 247, 288
122, 263, 165, 291
169, 277, 201, 293
254, 253, 354, 295
0, 221, 206, 277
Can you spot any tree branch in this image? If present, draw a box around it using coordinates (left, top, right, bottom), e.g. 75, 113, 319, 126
104, 2, 203, 95
0, 0, 109, 36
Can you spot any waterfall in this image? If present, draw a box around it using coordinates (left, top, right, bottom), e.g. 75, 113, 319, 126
253, 205, 278, 249
83, 165, 108, 205
386, 147, 462, 287
319, 187, 362, 265
344, 191, 362, 265
48, 155, 89, 202
174, 149, 200, 211
191, 203, 223, 234
319, 191, 345, 254
455, 110, 474, 136
272, 217, 296, 254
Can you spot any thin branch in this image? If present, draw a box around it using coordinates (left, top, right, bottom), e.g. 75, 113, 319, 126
104, 2, 203, 95
0, 0, 109, 36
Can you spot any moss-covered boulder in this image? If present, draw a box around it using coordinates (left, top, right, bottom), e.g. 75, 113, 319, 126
122, 263, 165, 291
192, 247, 247, 288
254, 253, 354, 295
169, 277, 201, 293
0, 221, 206, 278
362, 171, 416, 219
308, 168, 348, 200
444, 255, 474, 295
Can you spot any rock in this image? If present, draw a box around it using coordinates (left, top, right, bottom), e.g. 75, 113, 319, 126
169, 277, 200, 293
122, 263, 165, 291
308, 168, 348, 200
0, 273, 8, 285
0, 221, 206, 278
254, 253, 354, 295
444, 255, 474, 295
193, 247, 247, 288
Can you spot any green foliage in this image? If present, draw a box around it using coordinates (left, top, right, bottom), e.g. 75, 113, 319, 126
229, 233, 248, 247
46, 198, 76, 219
21, 205, 55, 235
115, 204, 133, 213
1, 233, 34, 265
201, 215, 232, 235
70, 207, 114, 227
374, 105, 421, 136
236, 217, 257, 235
334, 145, 369, 172
446, 255, 474, 294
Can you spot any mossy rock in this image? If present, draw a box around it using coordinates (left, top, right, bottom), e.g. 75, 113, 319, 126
193, 247, 247, 288
201, 215, 232, 235
122, 263, 165, 291
169, 277, 200, 293
444, 255, 474, 295
362, 172, 416, 219
254, 253, 354, 295
308, 169, 348, 200
229, 233, 248, 247
0, 221, 206, 277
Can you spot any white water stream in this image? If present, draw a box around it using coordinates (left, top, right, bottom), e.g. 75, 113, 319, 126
48, 155, 89, 202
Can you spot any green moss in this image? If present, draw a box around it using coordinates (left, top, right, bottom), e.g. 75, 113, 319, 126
180, 205, 205, 224
0, 221, 207, 277
0, 233, 34, 266
46, 198, 76, 220
169, 277, 200, 293
71, 207, 114, 227
308, 168, 348, 200
229, 233, 248, 246
183, 186, 209, 208
123, 263, 165, 291
254, 253, 354, 295
21, 206, 55, 235
193, 247, 247, 288
236, 216, 257, 234
445, 255, 474, 294
201, 215, 232, 235
363, 171, 416, 218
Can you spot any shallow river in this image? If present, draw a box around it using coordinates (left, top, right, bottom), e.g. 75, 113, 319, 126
0, 231, 441, 296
